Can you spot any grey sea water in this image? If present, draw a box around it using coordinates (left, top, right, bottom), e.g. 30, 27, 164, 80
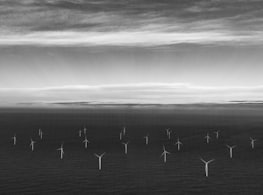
0, 104, 263, 194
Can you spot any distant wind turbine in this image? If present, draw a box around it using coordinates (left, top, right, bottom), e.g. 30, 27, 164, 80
226, 145, 236, 158
119, 131, 123, 140
200, 158, 214, 177
94, 153, 105, 170
83, 136, 90, 149
123, 127, 126, 136
122, 142, 129, 154
144, 134, 149, 145
174, 138, 183, 151
165, 128, 172, 140
39, 130, 43, 140
57, 143, 64, 159
30, 138, 36, 151
83, 127, 87, 135
250, 137, 257, 149
168, 130, 172, 140
11, 134, 16, 145
161, 145, 170, 163
214, 131, 220, 139
204, 133, 211, 144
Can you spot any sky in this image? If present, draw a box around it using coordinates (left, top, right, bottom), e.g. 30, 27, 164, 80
1, 0, 263, 105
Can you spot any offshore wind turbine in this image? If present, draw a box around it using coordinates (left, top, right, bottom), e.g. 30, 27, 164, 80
214, 131, 220, 139
204, 133, 211, 144
226, 145, 236, 158
119, 131, 123, 140
94, 153, 105, 170
57, 143, 64, 159
250, 137, 256, 149
165, 128, 170, 139
83, 127, 87, 135
122, 142, 129, 154
161, 145, 170, 163
30, 138, 36, 151
200, 158, 214, 177
123, 127, 126, 136
144, 134, 149, 145
168, 130, 172, 140
83, 136, 90, 149
174, 138, 183, 151
39, 130, 43, 140
11, 134, 16, 146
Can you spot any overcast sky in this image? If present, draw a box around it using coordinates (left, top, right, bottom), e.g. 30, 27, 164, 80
1, 0, 263, 105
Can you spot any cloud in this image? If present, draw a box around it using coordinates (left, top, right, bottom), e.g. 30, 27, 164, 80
1, 83, 263, 105
0, 0, 263, 46
0, 29, 262, 46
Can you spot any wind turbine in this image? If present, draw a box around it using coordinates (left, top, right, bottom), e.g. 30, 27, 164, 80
226, 145, 236, 158
39, 130, 43, 140
200, 158, 215, 177
94, 153, 105, 170
174, 138, 183, 151
123, 127, 126, 136
38, 128, 42, 136
57, 143, 64, 159
165, 128, 170, 138
250, 137, 256, 149
11, 134, 16, 145
83, 127, 87, 135
144, 134, 149, 145
168, 130, 172, 140
204, 133, 211, 144
214, 131, 220, 139
78, 130, 82, 137
122, 142, 129, 154
119, 131, 123, 140
83, 136, 90, 149
30, 138, 36, 151
161, 145, 170, 163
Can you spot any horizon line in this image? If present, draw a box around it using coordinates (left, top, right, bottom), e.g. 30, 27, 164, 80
2, 83, 263, 91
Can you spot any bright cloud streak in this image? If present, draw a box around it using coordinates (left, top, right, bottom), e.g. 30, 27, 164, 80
1, 83, 263, 106
0, 31, 261, 46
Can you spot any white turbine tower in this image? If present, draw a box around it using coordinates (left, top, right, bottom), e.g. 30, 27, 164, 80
83, 127, 87, 135
204, 133, 211, 144
165, 128, 170, 137
250, 137, 256, 149
123, 127, 126, 136
161, 146, 170, 163
167, 129, 172, 140
11, 134, 17, 146
39, 130, 43, 140
57, 143, 64, 159
226, 145, 236, 158
83, 137, 90, 149
94, 153, 105, 170
122, 142, 129, 154
119, 131, 123, 140
214, 131, 220, 139
174, 138, 183, 151
144, 134, 149, 145
30, 138, 36, 151
200, 158, 215, 177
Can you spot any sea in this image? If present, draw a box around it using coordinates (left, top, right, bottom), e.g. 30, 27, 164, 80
0, 104, 263, 194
